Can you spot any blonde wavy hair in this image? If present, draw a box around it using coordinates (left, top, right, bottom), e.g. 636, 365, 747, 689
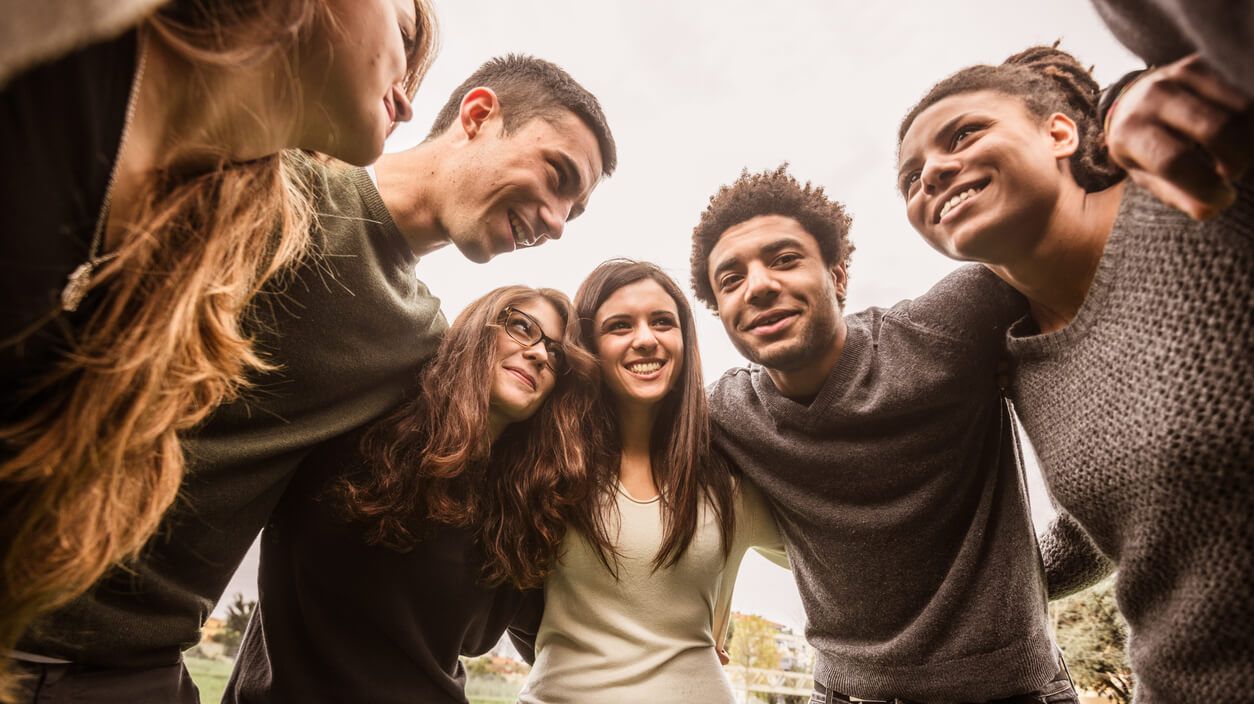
0, 0, 437, 694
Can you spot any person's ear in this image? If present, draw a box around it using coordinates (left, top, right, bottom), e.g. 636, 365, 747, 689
830, 262, 848, 304
459, 87, 501, 139
1048, 112, 1080, 160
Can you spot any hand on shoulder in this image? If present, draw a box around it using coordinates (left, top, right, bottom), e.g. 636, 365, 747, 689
1104, 53, 1254, 220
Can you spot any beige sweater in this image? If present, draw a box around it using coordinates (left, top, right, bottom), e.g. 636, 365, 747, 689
519, 480, 787, 704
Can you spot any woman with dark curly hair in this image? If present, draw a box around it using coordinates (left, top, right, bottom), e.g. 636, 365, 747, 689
897, 45, 1253, 700
225, 285, 595, 704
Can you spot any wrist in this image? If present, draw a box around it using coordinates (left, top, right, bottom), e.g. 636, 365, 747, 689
1099, 68, 1150, 137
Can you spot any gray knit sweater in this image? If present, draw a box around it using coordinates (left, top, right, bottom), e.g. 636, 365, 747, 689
1009, 182, 1254, 702
710, 265, 1059, 702
1090, 0, 1254, 98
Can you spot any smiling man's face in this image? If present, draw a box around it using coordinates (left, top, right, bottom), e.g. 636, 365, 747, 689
707, 214, 846, 373
442, 109, 603, 263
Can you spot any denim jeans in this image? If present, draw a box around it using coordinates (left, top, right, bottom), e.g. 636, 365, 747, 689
809, 662, 1079, 704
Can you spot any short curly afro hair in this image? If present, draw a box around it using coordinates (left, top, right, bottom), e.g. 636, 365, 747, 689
690, 165, 854, 310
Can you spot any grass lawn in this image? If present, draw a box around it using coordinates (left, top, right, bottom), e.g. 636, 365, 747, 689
186, 655, 233, 704
185, 655, 519, 703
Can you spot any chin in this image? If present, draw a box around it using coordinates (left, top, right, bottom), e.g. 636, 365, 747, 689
738, 336, 805, 370
331, 139, 384, 168
453, 236, 495, 264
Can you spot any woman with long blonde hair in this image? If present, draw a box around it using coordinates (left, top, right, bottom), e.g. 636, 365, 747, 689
0, 0, 437, 696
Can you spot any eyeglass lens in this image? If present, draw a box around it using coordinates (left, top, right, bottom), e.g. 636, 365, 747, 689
504, 309, 566, 371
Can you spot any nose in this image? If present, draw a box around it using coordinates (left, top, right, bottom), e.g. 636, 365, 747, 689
743, 262, 781, 306
521, 341, 549, 368
538, 201, 570, 242
630, 323, 659, 352
393, 87, 414, 124
920, 154, 959, 195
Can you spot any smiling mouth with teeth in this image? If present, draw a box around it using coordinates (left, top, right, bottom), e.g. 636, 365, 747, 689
508, 210, 538, 247
937, 182, 988, 223
626, 360, 664, 375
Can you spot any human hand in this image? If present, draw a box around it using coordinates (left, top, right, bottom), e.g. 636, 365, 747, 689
1105, 53, 1254, 220
717, 647, 730, 665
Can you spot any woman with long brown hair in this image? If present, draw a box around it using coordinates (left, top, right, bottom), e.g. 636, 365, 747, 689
896, 45, 1252, 700
0, 0, 437, 692
223, 285, 596, 703
519, 260, 786, 703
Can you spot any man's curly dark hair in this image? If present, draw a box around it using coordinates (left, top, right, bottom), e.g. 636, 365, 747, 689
690, 165, 854, 310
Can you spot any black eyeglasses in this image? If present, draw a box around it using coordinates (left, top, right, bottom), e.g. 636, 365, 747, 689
492, 306, 568, 374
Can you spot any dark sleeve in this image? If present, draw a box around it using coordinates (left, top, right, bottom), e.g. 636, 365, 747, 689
506, 589, 545, 665
1090, 0, 1254, 98
902, 265, 1028, 352
1039, 512, 1116, 600
0, 30, 135, 401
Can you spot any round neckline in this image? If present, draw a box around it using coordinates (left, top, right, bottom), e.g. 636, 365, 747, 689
616, 481, 661, 505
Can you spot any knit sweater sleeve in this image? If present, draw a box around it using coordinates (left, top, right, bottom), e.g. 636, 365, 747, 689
1090, 0, 1254, 98
1038, 511, 1115, 599
901, 264, 1027, 354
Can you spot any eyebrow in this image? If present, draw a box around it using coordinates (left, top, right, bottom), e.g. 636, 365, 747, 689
897, 111, 975, 182
598, 309, 676, 326
710, 236, 807, 281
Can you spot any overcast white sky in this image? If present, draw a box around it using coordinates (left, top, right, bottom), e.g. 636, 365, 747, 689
220, 1, 1142, 632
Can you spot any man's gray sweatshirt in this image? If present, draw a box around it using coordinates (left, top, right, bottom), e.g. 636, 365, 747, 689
709, 265, 1057, 702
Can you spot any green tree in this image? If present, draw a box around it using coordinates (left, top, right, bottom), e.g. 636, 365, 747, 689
1052, 577, 1134, 703
212, 592, 257, 659
728, 613, 782, 702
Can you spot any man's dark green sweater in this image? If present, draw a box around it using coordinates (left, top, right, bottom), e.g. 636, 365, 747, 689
21, 164, 447, 667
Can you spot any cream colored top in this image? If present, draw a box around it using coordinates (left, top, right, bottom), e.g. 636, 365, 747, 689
519, 479, 787, 703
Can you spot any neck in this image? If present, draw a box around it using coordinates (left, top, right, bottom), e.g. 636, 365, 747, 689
615, 398, 659, 487
374, 147, 450, 258
129, 33, 298, 175
487, 410, 508, 442
986, 181, 1126, 334
765, 317, 847, 401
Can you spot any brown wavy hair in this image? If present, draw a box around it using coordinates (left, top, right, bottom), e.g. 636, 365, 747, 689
339, 286, 598, 590
897, 43, 1125, 193
0, 0, 437, 688
572, 260, 736, 574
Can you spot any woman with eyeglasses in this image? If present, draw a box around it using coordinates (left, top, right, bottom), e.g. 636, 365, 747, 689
519, 260, 786, 703
224, 285, 597, 704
